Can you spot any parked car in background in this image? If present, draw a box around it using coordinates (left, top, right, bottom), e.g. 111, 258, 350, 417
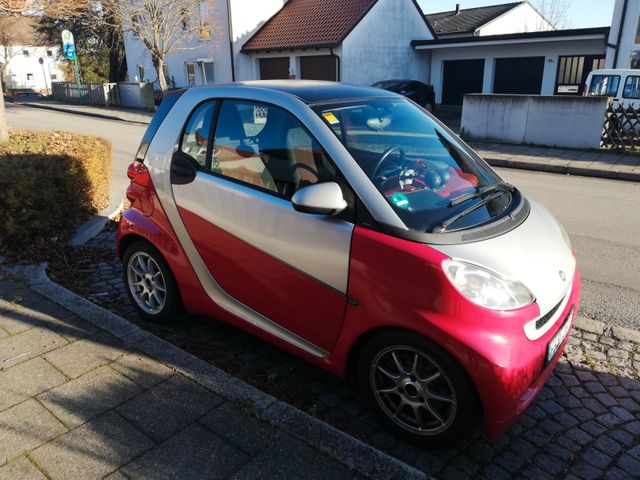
372, 79, 435, 111
118, 81, 579, 446
584, 69, 640, 108
13, 91, 45, 100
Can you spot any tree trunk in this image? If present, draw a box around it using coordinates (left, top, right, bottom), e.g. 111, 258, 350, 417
153, 56, 168, 91
0, 80, 9, 142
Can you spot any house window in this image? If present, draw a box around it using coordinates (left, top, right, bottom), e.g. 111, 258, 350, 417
631, 52, 640, 69
22, 50, 29, 57
26, 73, 34, 80
186, 63, 196, 85
46, 50, 53, 57
201, 62, 214, 85
50, 73, 58, 80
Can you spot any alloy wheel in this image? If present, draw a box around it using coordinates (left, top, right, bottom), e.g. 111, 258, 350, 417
126, 251, 167, 315
370, 346, 457, 435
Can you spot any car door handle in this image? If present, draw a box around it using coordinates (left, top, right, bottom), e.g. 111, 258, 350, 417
171, 151, 199, 185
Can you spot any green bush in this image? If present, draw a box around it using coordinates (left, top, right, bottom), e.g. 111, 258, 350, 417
0, 130, 112, 257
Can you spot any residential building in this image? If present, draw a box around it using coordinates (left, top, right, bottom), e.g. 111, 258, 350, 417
0, 16, 65, 94
606, 0, 640, 69
414, 2, 609, 105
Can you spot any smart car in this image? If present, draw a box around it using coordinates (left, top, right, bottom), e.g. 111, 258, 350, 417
117, 81, 580, 445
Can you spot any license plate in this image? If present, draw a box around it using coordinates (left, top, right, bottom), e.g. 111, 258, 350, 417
545, 307, 574, 367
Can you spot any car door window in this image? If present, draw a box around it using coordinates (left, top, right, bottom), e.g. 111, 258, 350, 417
180, 101, 215, 167
623, 76, 640, 99
211, 100, 338, 198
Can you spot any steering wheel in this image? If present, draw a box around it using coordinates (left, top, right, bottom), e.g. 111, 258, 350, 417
371, 146, 406, 180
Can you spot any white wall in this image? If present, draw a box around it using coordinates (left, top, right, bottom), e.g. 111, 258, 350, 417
231, 0, 285, 81
1, 45, 64, 93
477, 2, 553, 36
428, 38, 606, 103
461, 94, 608, 149
339, 0, 433, 85
606, 0, 640, 69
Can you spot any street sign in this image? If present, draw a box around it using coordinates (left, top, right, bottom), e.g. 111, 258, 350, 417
61, 30, 76, 60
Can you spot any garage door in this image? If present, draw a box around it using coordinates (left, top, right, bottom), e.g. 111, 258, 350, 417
494, 57, 545, 95
442, 59, 485, 106
259, 57, 290, 80
300, 55, 338, 81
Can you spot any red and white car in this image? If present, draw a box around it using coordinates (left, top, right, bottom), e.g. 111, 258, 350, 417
117, 81, 580, 445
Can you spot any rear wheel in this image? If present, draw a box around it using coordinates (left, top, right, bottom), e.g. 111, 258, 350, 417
357, 330, 479, 446
122, 241, 182, 323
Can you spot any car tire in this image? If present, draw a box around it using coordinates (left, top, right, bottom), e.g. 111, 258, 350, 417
357, 330, 480, 446
122, 241, 182, 324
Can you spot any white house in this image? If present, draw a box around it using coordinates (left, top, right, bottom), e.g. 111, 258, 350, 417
0, 17, 65, 94
606, 0, 640, 69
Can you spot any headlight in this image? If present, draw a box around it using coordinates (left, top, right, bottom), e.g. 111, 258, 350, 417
443, 260, 535, 310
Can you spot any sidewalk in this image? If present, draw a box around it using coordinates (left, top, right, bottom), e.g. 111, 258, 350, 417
17, 101, 640, 182
17, 101, 154, 125
0, 270, 424, 480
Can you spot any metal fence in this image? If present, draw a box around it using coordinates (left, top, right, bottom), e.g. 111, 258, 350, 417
51, 82, 119, 106
601, 104, 640, 150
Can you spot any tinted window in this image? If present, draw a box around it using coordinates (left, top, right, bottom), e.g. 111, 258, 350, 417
136, 89, 186, 161
313, 99, 509, 233
623, 76, 640, 99
180, 101, 215, 167
211, 100, 338, 198
588, 75, 620, 97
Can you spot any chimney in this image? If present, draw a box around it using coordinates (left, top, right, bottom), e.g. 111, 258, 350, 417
455, 4, 461, 14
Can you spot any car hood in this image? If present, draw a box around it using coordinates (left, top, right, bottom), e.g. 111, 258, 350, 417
430, 200, 576, 315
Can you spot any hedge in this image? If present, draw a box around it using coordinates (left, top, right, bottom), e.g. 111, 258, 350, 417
0, 130, 112, 257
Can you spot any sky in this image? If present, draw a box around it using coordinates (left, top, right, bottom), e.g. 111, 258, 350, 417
417, 0, 616, 29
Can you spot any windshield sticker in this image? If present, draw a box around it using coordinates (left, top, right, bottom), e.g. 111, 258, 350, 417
322, 112, 340, 125
390, 193, 410, 209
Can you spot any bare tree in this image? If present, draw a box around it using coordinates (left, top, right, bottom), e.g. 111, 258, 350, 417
533, 0, 573, 30
0, 18, 24, 89
106, 0, 222, 91
0, 1, 89, 141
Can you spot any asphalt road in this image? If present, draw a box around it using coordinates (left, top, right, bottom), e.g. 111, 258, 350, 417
5, 105, 640, 329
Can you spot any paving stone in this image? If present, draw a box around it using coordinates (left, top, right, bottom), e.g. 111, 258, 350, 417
199, 401, 279, 456
30, 410, 153, 480
110, 352, 173, 389
117, 374, 221, 441
570, 461, 604, 480
521, 465, 555, 480
123, 423, 249, 480
38, 365, 140, 428
584, 382, 606, 394
43, 333, 129, 378
565, 427, 593, 446
624, 420, 640, 435
0, 357, 67, 411
617, 454, 640, 477
610, 406, 636, 422
584, 446, 614, 469
594, 435, 623, 457
0, 399, 67, 464
495, 451, 525, 473
481, 464, 511, 480
603, 466, 634, 480
629, 445, 640, 461
0, 455, 47, 480
0, 327, 68, 369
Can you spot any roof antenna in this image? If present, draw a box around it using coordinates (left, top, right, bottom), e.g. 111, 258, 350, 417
455, 3, 461, 14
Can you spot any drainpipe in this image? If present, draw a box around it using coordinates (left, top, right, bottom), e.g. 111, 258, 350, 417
226, 0, 236, 81
330, 47, 341, 81
613, 0, 629, 69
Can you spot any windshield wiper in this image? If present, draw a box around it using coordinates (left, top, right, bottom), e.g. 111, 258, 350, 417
449, 182, 515, 208
434, 190, 508, 233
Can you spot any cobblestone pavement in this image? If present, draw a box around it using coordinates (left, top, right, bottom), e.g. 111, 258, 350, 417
48, 226, 640, 480
0, 277, 403, 480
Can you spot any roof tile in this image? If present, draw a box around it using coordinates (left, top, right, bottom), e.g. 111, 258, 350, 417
426, 2, 524, 37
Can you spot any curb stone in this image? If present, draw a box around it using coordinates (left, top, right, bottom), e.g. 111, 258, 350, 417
5, 263, 430, 480
70, 200, 125, 247
483, 156, 640, 183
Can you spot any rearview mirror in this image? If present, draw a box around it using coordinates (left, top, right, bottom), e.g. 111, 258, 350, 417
291, 182, 347, 216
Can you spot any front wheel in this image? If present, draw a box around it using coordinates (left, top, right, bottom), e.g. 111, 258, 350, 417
122, 241, 182, 323
357, 330, 480, 446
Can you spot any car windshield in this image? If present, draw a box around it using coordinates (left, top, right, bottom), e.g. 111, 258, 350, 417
313, 98, 513, 233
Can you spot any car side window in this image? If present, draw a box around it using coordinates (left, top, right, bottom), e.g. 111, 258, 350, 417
180, 101, 215, 168
623, 76, 640, 99
211, 100, 338, 199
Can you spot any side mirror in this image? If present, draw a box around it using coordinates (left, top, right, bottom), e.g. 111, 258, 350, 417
291, 182, 347, 216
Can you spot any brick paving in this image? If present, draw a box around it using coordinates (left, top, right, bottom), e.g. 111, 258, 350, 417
40, 227, 640, 479
0, 277, 391, 480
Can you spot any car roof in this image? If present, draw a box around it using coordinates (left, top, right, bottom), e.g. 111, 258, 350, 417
588, 69, 640, 76
197, 80, 399, 104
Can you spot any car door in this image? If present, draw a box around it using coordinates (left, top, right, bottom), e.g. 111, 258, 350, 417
170, 99, 354, 353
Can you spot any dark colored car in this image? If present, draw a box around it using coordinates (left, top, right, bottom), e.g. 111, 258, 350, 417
372, 79, 435, 111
